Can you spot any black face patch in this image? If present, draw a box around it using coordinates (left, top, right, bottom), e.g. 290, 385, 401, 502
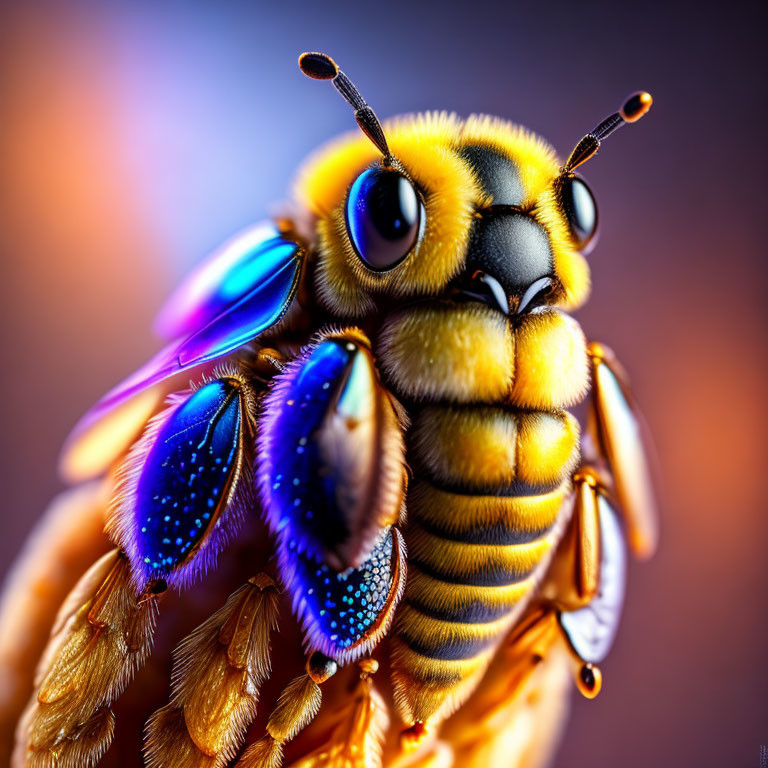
466, 213, 553, 296
460, 145, 525, 206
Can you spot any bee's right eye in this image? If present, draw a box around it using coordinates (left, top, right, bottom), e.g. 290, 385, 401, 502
345, 168, 424, 271
560, 175, 598, 253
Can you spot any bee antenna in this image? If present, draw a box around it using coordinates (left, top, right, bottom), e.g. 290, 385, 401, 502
299, 51, 392, 164
564, 92, 653, 173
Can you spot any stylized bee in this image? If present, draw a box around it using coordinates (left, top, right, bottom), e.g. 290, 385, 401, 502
0, 52, 657, 768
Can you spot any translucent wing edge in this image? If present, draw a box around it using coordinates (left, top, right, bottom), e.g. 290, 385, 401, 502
588, 342, 659, 559
154, 221, 282, 339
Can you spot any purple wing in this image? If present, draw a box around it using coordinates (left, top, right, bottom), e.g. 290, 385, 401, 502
61, 222, 303, 481
155, 221, 288, 339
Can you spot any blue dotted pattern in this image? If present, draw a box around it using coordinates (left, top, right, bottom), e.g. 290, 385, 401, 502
288, 529, 395, 651
135, 380, 242, 577
268, 340, 354, 556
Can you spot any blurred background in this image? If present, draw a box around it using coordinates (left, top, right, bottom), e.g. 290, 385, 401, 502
1, 0, 766, 766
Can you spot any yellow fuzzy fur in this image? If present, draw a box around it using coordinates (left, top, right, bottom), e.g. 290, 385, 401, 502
408, 482, 567, 537
460, 114, 560, 203
297, 113, 481, 317
410, 406, 518, 488
509, 309, 588, 410
515, 411, 581, 487
377, 304, 514, 403
407, 528, 552, 583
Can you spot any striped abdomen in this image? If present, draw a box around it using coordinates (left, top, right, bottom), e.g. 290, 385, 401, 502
375, 302, 588, 725
393, 406, 579, 723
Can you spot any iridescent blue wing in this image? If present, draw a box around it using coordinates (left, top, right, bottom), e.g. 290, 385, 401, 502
154, 222, 296, 340
61, 223, 303, 482
100, 223, 302, 411
258, 332, 407, 664
109, 375, 255, 589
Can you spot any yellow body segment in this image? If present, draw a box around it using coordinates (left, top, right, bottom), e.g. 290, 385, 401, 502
509, 310, 589, 410
410, 407, 580, 491
408, 483, 567, 538
377, 305, 515, 403
406, 528, 554, 584
410, 407, 519, 489
516, 412, 581, 487
405, 568, 534, 621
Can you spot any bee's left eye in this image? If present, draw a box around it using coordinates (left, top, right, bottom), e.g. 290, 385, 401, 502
346, 168, 424, 270
560, 175, 598, 252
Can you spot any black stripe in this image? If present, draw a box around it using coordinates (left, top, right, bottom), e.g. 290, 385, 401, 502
410, 556, 538, 587
416, 515, 553, 546
401, 628, 500, 661
406, 596, 517, 624
412, 469, 565, 499
460, 145, 526, 207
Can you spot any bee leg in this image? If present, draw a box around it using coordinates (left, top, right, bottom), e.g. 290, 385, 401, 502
236, 526, 404, 768
107, 369, 259, 590
236, 651, 339, 768
258, 329, 407, 659
539, 467, 628, 698
278, 658, 389, 768
0, 479, 111, 762
12, 548, 163, 768
259, 328, 407, 574
539, 468, 602, 613
14, 368, 261, 767
561, 491, 626, 699
144, 572, 281, 768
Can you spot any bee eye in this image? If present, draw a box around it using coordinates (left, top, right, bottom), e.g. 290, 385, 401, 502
560, 175, 598, 252
516, 276, 554, 315
346, 168, 424, 270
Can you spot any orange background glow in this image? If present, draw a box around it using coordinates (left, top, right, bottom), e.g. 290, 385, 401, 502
1, 1, 765, 766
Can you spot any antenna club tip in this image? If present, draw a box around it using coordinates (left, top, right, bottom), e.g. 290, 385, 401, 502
299, 51, 339, 80
620, 91, 653, 123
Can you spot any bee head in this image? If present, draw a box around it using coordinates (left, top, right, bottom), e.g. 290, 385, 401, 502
296, 52, 652, 319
